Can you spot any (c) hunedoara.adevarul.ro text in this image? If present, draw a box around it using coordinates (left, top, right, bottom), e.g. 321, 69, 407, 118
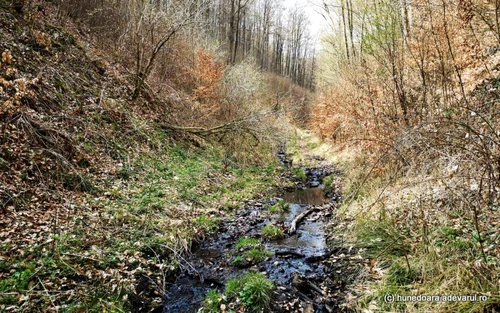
383, 294, 489, 303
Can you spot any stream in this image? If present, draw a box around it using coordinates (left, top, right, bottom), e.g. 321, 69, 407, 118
161, 152, 360, 313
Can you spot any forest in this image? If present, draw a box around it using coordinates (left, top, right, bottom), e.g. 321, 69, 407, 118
0, 0, 498, 312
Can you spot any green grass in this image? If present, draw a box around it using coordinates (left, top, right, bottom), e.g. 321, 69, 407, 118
203, 272, 274, 311
355, 216, 410, 257
239, 272, 274, 310
261, 224, 284, 239
268, 200, 290, 213
292, 167, 307, 181
385, 260, 420, 286
322, 174, 335, 194
232, 255, 244, 264
235, 237, 262, 249
242, 249, 272, 263
233, 237, 270, 265
203, 289, 223, 313
193, 215, 220, 235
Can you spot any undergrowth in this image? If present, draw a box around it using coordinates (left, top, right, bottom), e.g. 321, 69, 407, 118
261, 224, 285, 239
202, 271, 274, 312
289, 129, 499, 312
0, 4, 286, 311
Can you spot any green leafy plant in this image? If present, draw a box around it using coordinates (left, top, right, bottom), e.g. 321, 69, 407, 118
0, 266, 34, 292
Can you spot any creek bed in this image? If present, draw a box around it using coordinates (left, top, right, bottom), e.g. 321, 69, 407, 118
162, 157, 359, 313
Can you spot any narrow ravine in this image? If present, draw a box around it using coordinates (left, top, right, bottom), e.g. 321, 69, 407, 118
163, 150, 361, 312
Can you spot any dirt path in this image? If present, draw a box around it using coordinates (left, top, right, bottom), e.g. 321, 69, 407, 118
162, 150, 362, 312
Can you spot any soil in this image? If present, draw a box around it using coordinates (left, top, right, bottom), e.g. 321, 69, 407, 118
143, 151, 363, 313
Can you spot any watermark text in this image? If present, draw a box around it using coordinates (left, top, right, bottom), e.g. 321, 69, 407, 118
383, 294, 488, 303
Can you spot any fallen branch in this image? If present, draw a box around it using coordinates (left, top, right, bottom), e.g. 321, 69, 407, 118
160, 111, 272, 137
62, 253, 100, 263
293, 273, 326, 297
293, 287, 314, 303
289, 208, 320, 234
275, 250, 305, 258
306, 280, 325, 296
305, 253, 330, 263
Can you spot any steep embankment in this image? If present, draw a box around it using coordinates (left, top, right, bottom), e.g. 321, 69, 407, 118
0, 4, 286, 311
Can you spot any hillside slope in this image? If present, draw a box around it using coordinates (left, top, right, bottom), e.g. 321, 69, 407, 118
0, 3, 288, 311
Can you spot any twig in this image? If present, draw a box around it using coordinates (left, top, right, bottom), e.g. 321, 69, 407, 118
38, 278, 58, 312
62, 253, 100, 262
293, 287, 314, 303
306, 280, 326, 296
160, 244, 199, 277
1, 290, 75, 295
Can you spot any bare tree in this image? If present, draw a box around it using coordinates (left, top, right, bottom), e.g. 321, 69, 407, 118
121, 0, 208, 99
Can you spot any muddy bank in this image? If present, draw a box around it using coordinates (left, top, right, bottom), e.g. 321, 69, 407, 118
160, 153, 362, 313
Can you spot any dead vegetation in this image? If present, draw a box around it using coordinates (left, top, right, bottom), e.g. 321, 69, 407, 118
0, 1, 313, 311
311, 0, 500, 311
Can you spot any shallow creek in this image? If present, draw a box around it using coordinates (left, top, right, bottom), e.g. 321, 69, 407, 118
163, 154, 355, 313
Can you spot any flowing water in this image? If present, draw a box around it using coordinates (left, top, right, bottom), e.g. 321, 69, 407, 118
162, 153, 351, 313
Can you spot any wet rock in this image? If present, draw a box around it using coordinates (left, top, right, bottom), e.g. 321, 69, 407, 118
309, 180, 320, 187
161, 159, 358, 313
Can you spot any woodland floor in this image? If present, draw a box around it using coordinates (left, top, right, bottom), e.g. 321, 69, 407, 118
0, 8, 362, 311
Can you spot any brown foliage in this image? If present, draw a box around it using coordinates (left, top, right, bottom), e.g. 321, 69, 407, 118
311, 0, 500, 289
191, 49, 224, 118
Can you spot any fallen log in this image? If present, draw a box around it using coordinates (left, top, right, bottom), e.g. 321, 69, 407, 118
289, 208, 320, 234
